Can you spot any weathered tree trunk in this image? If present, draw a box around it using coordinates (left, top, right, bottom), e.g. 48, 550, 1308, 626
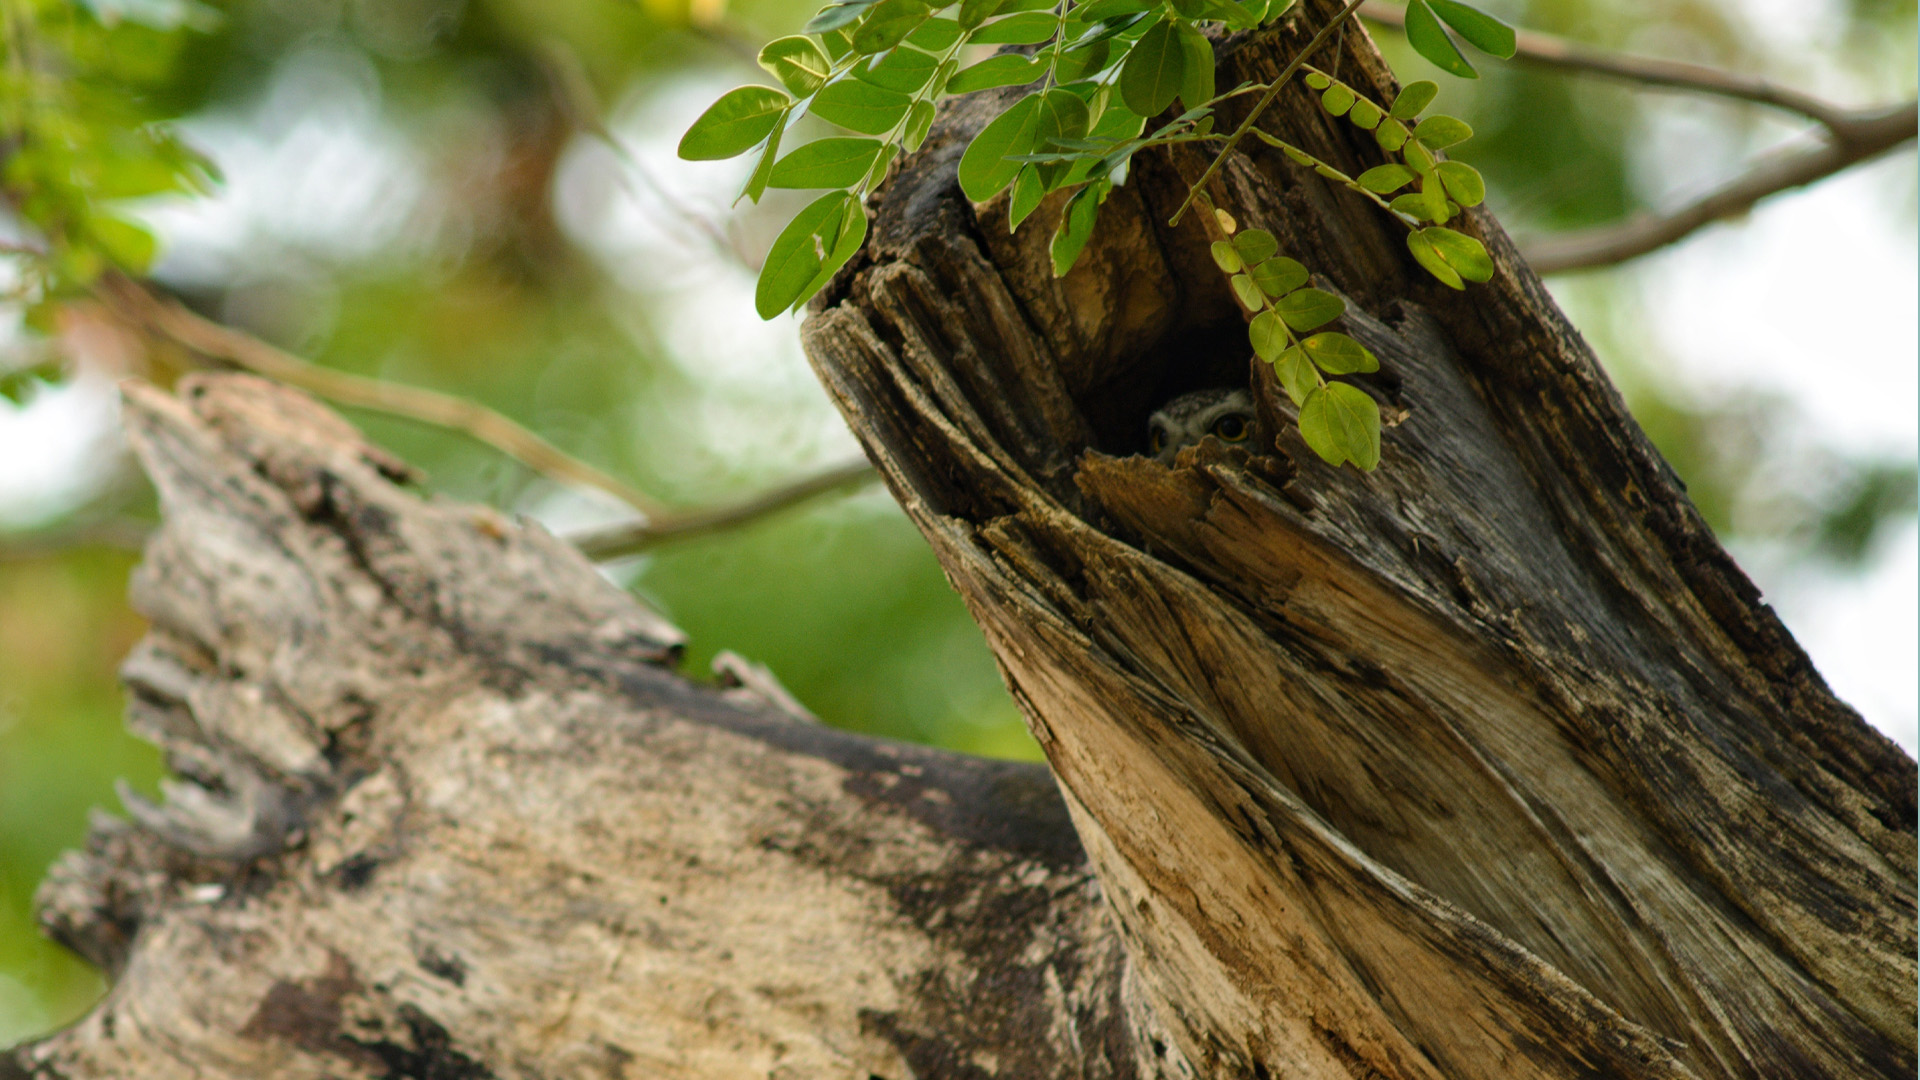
7, 7, 1912, 1079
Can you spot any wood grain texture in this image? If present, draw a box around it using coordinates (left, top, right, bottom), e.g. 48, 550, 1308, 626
9, 373, 1188, 1080
802, 5, 1915, 1076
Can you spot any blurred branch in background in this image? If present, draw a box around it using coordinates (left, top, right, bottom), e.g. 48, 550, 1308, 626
1361, 1, 1920, 273
100, 274, 670, 518
0, 517, 149, 564
571, 458, 877, 559
89, 275, 879, 556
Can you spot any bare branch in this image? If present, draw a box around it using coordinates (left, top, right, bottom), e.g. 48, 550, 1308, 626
569, 458, 878, 559
1358, 1, 1868, 133
1522, 102, 1915, 273
0, 516, 151, 562
99, 276, 671, 518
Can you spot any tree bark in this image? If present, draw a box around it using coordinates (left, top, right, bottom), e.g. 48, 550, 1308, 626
8, 6, 1913, 1079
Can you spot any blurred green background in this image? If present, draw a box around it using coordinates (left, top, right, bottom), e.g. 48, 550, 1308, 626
0, 0, 1912, 1046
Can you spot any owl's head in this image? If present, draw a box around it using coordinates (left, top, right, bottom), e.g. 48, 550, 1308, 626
1147, 387, 1255, 464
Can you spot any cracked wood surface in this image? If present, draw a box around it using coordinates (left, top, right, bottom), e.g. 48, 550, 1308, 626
8, 374, 1185, 1080
801, 3, 1915, 1077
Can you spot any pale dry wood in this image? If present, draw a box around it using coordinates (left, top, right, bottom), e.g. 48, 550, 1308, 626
801, 3, 1915, 1076
7, 373, 1187, 1080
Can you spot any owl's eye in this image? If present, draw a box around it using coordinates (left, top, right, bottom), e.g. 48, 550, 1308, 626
1211, 414, 1250, 442
1149, 429, 1165, 453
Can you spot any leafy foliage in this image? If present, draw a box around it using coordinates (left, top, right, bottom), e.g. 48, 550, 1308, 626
680, 0, 1516, 464
0, 1, 215, 297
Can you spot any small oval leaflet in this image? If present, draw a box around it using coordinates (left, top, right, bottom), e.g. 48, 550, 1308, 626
1406, 228, 1462, 288
768, 137, 885, 189
1120, 19, 1186, 118
1275, 287, 1343, 331
1249, 309, 1287, 361
1320, 83, 1355, 117
1210, 240, 1243, 274
1433, 160, 1484, 206
958, 92, 1042, 201
948, 54, 1047, 94
1347, 97, 1383, 129
1355, 163, 1414, 193
1301, 331, 1377, 374
1230, 272, 1265, 311
1249, 256, 1307, 297
970, 11, 1058, 43
813, 78, 912, 135
1274, 346, 1317, 406
1389, 80, 1438, 119
1231, 228, 1278, 265
679, 86, 790, 161
1298, 382, 1381, 470
1404, 0, 1477, 78
1412, 114, 1473, 148
759, 36, 832, 97
857, 47, 941, 93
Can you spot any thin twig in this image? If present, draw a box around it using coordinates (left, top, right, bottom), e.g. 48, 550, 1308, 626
570, 459, 878, 560
0, 516, 151, 562
1169, 0, 1371, 226
1358, 1, 1865, 134
1522, 102, 1915, 273
100, 276, 671, 518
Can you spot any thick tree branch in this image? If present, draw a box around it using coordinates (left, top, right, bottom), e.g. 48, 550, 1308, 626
570, 459, 878, 559
1523, 102, 1915, 273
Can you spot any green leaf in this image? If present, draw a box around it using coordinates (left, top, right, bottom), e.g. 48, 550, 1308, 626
797, 195, 871, 309
1304, 71, 1331, 90
1119, 19, 1185, 118
1389, 80, 1438, 119
857, 46, 941, 92
1051, 183, 1103, 275
821, 27, 858, 57
812, 78, 912, 134
1405, 228, 1462, 288
1173, 21, 1214, 114
759, 36, 832, 96
972, 11, 1058, 42
1433, 160, 1483, 206
1274, 346, 1318, 405
1402, 137, 1435, 174
1035, 87, 1092, 147
1229, 273, 1264, 310
1275, 287, 1343, 331
902, 99, 938, 151
1299, 382, 1380, 469
1355, 163, 1414, 193
1320, 83, 1355, 116
1202, 0, 1261, 28
1249, 309, 1288, 361
1412, 114, 1473, 148
958, 92, 1042, 200
1418, 175, 1451, 222
1374, 117, 1410, 152
679, 86, 791, 160
807, 0, 879, 33
1389, 192, 1430, 219
757, 191, 855, 318
949, 53, 1047, 93
1009, 165, 1046, 230
1404, 0, 1476, 78
866, 142, 901, 187
1210, 240, 1243, 273
853, 0, 932, 53
1067, 0, 1151, 26
1230, 228, 1278, 265
740, 111, 787, 203
1249, 256, 1307, 297
91, 214, 155, 272
1420, 226, 1494, 282
1168, 0, 1207, 17
1301, 331, 1377, 373
1347, 97, 1382, 129
1427, 0, 1516, 57
959, 0, 1006, 27
1054, 39, 1114, 82
907, 17, 964, 47
769, 137, 885, 188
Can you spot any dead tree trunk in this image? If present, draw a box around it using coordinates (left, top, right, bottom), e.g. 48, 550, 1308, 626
7, 7, 1912, 1079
